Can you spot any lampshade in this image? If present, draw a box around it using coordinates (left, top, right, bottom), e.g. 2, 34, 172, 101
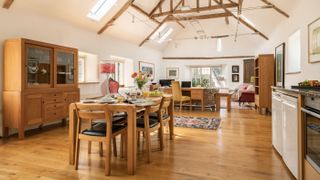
100, 63, 115, 73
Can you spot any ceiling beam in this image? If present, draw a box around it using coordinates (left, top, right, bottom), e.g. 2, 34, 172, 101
260, 0, 289, 18
98, 0, 135, 35
149, 0, 166, 16
2, 0, 14, 9
130, 4, 160, 24
139, 0, 183, 47
162, 55, 255, 60
213, 0, 268, 40
167, 13, 231, 21
151, 3, 237, 18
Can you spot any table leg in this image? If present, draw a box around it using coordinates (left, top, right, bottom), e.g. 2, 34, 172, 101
168, 99, 174, 140
216, 95, 221, 111
126, 107, 137, 175
227, 95, 231, 111
69, 103, 76, 165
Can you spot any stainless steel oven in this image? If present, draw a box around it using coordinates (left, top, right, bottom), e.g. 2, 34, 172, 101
302, 96, 320, 173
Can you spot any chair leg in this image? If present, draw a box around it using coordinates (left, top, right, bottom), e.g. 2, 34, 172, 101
75, 139, 80, 170
145, 130, 151, 163
159, 124, 164, 150
113, 137, 117, 157
180, 101, 182, 112
137, 131, 141, 148
88, 141, 92, 154
99, 142, 103, 157
120, 133, 124, 158
190, 100, 193, 111
105, 139, 111, 176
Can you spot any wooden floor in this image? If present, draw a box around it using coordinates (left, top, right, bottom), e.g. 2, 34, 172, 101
0, 107, 295, 180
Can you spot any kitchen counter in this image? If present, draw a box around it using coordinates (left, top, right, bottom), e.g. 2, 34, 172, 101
272, 86, 320, 97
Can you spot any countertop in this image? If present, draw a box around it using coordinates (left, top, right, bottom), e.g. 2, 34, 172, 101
272, 86, 320, 97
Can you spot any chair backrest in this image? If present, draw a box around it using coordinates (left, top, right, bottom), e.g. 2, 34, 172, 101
148, 97, 163, 114
160, 96, 171, 110
109, 78, 120, 94
171, 81, 182, 101
74, 103, 113, 135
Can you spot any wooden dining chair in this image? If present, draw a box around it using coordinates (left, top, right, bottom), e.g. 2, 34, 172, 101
74, 103, 127, 176
149, 96, 172, 145
171, 81, 192, 112
136, 98, 164, 163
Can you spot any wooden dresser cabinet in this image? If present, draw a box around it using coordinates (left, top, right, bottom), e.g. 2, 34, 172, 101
254, 54, 274, 113
3, 38, 80, 139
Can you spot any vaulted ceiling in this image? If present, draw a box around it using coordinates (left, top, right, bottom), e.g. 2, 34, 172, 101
1, 0, 299, 50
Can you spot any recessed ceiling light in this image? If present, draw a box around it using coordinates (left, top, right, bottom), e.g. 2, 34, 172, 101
180, 5, 191, 11
87, 0, 118, 21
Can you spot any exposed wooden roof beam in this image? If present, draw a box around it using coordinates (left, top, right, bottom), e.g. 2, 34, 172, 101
2, 0, 14, 9
162, 55, 255, 60
130, 4, 160, 24
139, 0, 183, 47
260, 0, 289, 18
151, 3, 237, 18
168, 13, 231, 21
98, 0, 135, 35
196, 0, 200, 12
213, 0, 268, 40
149, 0, 166, 16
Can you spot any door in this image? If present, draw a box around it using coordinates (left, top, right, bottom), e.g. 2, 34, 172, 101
54, 49, 77, 88
243, 59, 254, 83
282, 95, 298, 179
24, 94, 43, 126
272, 92, 283, 155
25, 44, 53, 88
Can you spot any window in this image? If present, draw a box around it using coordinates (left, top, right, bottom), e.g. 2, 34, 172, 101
191, 66, 225, 88
287, 30, 301, 73
109, 56, 134, 86
87, 0, 117, 21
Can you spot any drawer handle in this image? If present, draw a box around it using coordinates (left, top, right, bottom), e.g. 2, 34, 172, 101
54, 113, 56, 115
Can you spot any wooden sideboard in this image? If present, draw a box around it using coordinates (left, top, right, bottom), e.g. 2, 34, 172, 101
3, 38, 80, 139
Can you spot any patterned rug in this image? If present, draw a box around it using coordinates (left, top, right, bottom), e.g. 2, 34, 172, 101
174, 116, 221, 130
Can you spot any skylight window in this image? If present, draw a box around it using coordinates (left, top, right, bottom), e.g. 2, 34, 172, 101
150, 23, 168, 40
158, 28, 173, 43
87, 0, 117, 21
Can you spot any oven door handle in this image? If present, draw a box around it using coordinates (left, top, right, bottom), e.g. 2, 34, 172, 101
301, 107, 320, 119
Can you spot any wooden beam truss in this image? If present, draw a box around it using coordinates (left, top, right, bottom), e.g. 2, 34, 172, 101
260, 0, 289, 18
2, 0, 14, 9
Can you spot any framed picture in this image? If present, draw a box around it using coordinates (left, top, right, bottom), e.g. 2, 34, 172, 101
232, 74, 239, 82
166, 67, 179, 80
232, 65, 239, 73
309, 17, 320, 63
139, 61, 155, 80
275, 43, 285, 87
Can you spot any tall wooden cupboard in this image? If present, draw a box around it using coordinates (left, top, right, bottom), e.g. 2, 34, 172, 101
3, 38, 80, 139
254, 54, 274, 113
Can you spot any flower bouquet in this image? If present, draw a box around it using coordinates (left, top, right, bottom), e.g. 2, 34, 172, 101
131, 71, 149, 90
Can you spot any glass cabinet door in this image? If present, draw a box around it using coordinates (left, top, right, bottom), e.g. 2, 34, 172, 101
56, 50, 76, 85
26, 44, 52, 87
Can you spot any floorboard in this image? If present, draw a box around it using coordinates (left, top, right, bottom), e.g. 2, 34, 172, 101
0, 107, 295, 180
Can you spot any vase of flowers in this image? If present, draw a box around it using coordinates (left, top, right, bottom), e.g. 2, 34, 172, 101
131, 71, 149, 90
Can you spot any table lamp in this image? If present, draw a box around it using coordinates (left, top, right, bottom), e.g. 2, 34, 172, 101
100, 63, 115, 95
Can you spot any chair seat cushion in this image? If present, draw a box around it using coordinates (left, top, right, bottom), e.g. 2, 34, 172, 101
136, 118, 159, 128
181, 96, 191, 101
82, 123, 125, 137
149, 112, 169, 120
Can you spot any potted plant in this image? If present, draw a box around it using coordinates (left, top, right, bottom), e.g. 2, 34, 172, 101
131, 71, 149, 90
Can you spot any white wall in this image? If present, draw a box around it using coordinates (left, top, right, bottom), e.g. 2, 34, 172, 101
257, 0, 320, 88
161, 59, 244, 90
0, 9, 163, 135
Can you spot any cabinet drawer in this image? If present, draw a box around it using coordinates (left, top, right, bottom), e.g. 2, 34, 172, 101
45, 103, 65, 111
47, 92, 64, 99
44, 97, 65, 104
191, 90, 203, 100
44, 108, 65, 121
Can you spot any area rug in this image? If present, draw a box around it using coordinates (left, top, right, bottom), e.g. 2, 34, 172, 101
174, 116, 221, 130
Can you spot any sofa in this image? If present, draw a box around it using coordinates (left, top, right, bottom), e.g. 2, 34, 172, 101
236, 84, 255, 106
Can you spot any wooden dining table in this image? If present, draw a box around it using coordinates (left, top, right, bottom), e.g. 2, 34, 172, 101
68, 95, 174, 175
